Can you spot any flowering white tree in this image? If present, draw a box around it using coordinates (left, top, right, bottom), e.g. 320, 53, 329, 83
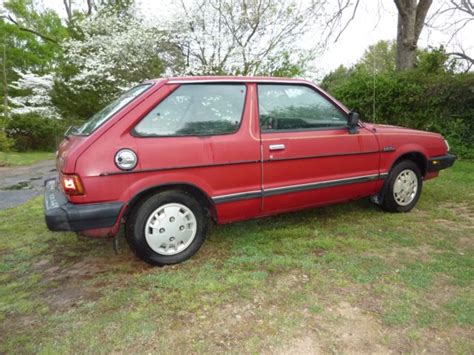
172, 0, 332, 75
62, 10, 180, 93
9, 70, 59, 118
52, 7, 183, 118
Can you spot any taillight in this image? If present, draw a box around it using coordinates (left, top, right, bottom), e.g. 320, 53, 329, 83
60, 174, 85, 195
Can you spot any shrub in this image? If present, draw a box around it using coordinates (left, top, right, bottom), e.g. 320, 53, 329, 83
6, 114, 71, 152
0, 130, 14, 151
321, 70, 474, 159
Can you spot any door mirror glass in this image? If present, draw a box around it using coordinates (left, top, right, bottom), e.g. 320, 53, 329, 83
347, 111, 360, 134
348, 111, 360, 126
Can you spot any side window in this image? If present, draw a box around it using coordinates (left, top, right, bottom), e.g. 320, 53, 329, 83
134, 84, 246, 136
258, 84, 348, 132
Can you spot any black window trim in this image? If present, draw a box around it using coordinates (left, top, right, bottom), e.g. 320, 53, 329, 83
256, 82, 350, 134
131, 83, 248, 138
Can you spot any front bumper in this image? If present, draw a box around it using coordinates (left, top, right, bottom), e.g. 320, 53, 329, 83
427, 153, 457, 173
44, 178, 123, 232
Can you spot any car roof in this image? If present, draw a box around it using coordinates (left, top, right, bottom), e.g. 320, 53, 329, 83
150, 76, 314, 85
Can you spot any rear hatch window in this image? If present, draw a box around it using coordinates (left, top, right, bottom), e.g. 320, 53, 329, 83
73, 83, 152, 136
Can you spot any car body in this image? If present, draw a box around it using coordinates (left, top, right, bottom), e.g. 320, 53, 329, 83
44, 76, 456, 265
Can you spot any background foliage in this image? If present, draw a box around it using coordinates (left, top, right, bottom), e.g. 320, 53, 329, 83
5, 114, 74, 151
321, 42, 474, 158
0, 1, 473, 158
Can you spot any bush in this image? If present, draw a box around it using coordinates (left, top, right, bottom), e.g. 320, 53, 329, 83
321, 70, 474, 159
0, 129, 14, 151
6, 114, 72, 152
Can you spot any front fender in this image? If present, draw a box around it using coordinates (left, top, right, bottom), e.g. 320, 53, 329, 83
380, 143, 430, 175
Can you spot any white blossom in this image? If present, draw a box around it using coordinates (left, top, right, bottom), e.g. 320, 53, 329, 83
10, 70, 60, 118
62, 10, 171, 95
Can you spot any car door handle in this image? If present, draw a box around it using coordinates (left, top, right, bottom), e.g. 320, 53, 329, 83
269, 144, 286, 151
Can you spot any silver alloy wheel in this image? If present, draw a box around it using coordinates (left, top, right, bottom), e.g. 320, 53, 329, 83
144, 203, 197, 256
393, 169, 418, 206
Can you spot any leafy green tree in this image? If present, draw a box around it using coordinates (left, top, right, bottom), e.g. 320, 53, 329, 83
357, 40, 397, 74
0, 0, 67, 119
319, 65, 353, 92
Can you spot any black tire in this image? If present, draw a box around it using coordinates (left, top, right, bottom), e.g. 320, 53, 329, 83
381, 160, 422, 213
126, 190, 208, 266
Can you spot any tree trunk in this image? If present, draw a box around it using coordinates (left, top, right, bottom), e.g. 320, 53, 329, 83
2, 39, 8, 120
396, 10, 417, 70
394, 0, 433, 71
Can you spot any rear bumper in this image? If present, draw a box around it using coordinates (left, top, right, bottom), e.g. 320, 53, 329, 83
427, 154, 457, 172
44, 178, 123, 232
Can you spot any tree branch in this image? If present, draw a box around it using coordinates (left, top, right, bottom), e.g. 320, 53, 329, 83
63, 0, 73, 21
3, 15, 60, 45
448, 50, 474, 71
334, 0, 360, 42
414, 0, 433, 41
448, 51, 474, 63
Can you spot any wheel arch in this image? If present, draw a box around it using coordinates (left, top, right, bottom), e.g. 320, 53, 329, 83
391, 151, 428, 177
123, 182, 217, 221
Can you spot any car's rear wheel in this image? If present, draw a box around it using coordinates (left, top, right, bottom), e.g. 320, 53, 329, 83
381, 160, 422, 212
126, 190, 208, 266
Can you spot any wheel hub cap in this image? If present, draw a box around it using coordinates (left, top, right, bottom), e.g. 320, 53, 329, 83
393, 169, 418, 206
145, 203, 197, 256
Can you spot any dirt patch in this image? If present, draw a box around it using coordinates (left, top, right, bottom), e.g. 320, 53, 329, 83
274, 336, 322, 354
439, 202, 474, 227
457, 236, 473, 250
32, 241, 153, 313
35, 256, 110, 312
383, 244, 435, 264
434, 218, 466, 231
275, 301, 391, 354
324, 302, 391, 354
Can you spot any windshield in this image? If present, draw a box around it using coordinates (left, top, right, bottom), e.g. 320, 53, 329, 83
73, 83, 152, 135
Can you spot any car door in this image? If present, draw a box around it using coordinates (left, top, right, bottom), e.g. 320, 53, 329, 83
258, 83, 382, 214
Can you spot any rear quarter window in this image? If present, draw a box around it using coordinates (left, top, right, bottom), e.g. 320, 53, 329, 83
75, 83, 152, 136
133, 84, 246, 136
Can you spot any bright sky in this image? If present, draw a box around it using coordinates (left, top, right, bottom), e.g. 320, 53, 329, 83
9, 0, 474, 76
144, 0, 473, 77
315, 0, 473, 73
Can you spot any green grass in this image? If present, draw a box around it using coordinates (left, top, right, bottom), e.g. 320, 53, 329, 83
0, 151, 54, 167
0, 161, 473, 353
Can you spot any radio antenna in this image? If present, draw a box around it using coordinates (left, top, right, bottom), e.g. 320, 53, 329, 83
372, 51, 376, 123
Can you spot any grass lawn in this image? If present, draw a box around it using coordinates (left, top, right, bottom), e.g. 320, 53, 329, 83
0, 151, 55, 167
0, 161, 473, 353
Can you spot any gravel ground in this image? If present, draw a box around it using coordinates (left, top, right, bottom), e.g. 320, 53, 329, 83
0, 160, 56, 210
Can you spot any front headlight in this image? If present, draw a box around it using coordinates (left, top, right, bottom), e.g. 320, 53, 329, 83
444, 139, 450, 152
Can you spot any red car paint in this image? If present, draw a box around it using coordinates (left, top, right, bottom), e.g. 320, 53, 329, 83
54, 76, 451, 237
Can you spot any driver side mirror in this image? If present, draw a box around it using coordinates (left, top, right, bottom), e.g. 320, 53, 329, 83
348, 111, 360, 134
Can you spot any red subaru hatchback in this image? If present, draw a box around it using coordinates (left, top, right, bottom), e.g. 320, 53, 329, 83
44, 76, 456, 265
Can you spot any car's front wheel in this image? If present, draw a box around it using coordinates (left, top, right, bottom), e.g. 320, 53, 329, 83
381, 160, 422, 212
126, 190, 208, 266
